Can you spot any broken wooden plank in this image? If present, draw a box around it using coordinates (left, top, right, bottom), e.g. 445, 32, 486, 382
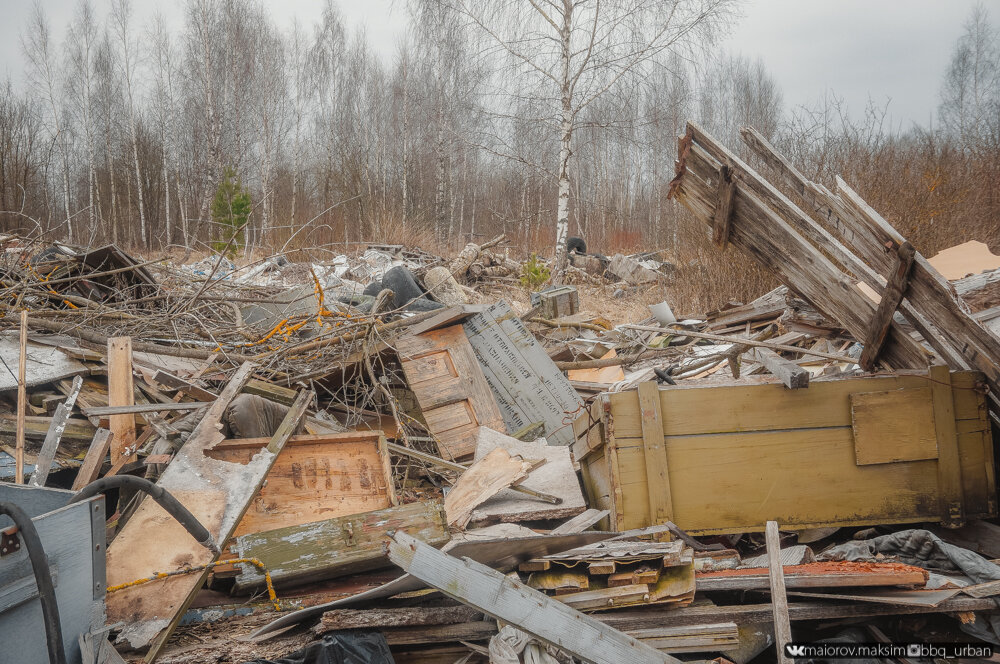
527, 569, 590, 592
107, 337, 136, 464
396, 324, 507, 460
860, 241, 916, 371
469, 428, 583, 524
445, 447, 536, 528
766, 522, 793, 664
386, 531, 679, 664
105, 362, 263, 657
242, 378, 298, 407
28, 374, 83, 487
551, 509, 611, 535
233, 499, 448, 591
71, 429, 114, 491
559, 583, 651, 610
696, 562, 929, 591
745, 347, 810, 388
464, 301, 585, 447
960, 579, 1000, 599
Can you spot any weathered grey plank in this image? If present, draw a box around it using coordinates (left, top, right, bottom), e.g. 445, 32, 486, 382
29, 375, 84, 487
745, 348, 809, 389
387, 531, 679, 664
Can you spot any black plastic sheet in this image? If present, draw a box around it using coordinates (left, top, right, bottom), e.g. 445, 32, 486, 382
244, 632, 395, 664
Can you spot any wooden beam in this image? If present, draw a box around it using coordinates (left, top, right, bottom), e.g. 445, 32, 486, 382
29, 374, 83, 487
107, 337, 136, 463
15, 310, 27, 484
860, 242, 916, 371
745, 348, 810, 388
83, 402, 209, 417
622, 325, 856, 363
71, 429, 114, 491
712, 163, 736, 248
766, 521, 793, 664
638, 382, 673, 524
386, 531, 679, 664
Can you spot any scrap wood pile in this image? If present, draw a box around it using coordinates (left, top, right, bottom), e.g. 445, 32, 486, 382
2, 125, 1000, 664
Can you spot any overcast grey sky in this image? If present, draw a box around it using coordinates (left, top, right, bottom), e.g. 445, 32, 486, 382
0, 0, 994, 128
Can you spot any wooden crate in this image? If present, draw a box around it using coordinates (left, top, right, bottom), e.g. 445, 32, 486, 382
572, 369, 995, 535
207, 431, 398, 537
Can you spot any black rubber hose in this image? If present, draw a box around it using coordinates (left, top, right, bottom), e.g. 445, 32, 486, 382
0, 501, 67, 664
68, 476, 219, 554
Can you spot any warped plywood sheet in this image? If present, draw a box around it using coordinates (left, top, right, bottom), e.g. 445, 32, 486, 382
397, 324, 505, 460
0, 331, 87, 392
464, 301, 585, 447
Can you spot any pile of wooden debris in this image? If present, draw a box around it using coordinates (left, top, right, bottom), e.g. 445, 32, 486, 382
2, 122, 1000, 664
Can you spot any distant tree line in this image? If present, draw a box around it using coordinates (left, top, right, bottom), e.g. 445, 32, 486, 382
0, 0, 996, 276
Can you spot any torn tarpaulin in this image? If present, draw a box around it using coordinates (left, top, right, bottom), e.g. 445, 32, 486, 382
820, 529, 1000, 643
243, 632, 394, 664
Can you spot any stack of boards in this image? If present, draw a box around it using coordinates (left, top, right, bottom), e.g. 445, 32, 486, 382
519, 539, 695, 611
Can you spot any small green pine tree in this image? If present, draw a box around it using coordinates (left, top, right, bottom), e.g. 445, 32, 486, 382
519, 253, 551, 289
211, 166, 251, 256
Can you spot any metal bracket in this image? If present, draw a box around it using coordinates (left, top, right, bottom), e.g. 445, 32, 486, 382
0, 527, 20, 557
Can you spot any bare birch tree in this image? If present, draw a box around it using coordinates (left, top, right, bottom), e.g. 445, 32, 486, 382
111, 0, 148, 247
23, 2, 74, 241
440, 0, 735, 277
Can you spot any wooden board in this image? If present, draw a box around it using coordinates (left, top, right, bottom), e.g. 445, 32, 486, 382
464, 301, 585, 447
469, 427, 586, 524
233, 500, 448, 591
396, 324, 506, 460
851, 388, 938, 465
105, 363, 280, 657
445, 447, 533, 528
107, 337, 137, 463
574, 370, 994, 535
386, 531, 679, 664
206, 431, 397, 537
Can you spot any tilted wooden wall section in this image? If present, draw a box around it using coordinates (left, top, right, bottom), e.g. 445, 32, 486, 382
572, 371, 995, 535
